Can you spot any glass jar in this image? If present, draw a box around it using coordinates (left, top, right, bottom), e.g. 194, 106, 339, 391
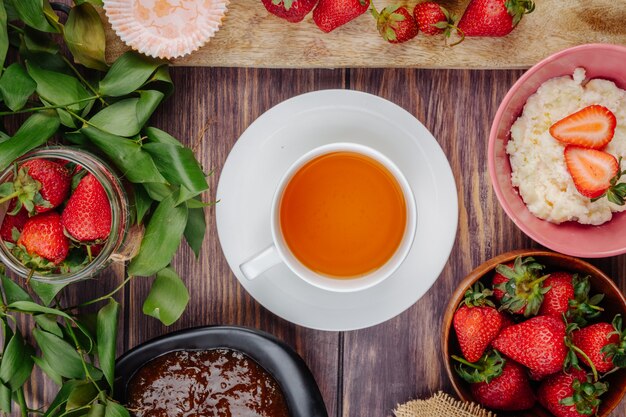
0, 147, 131, 283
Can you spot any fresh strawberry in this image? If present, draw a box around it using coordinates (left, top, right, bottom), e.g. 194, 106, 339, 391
413, 2, 463, 44
564, 145, 626, 204
492, 256, 547, 316
550, 105, 617, 149
567, 274, 604, 326
492, 315, 568, 377
537, 370, 607, 417
0, 200, 29, 243
61, 174, 111, 242
539, 272, 575, 317
457, 0, 534, 37
601, 315, 626, 368
492, 261, 512, 301
14, 212, 69, 267
261, 0, 318, 23
454, 351, 535, 411
453, 283, 503, 362
0, 159, 71, 215
313, 0, 370, 33
499, 312, 515, 329
371, 5, 418, 44
568, 314, 626, 375
570, 322, 620, 374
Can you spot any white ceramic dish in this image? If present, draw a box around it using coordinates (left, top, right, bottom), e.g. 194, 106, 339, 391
216, 90, 458, 331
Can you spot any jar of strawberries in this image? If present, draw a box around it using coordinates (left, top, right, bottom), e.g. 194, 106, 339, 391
0, 147, 131, 283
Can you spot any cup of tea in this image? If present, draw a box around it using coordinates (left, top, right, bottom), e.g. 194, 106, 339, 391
240, 143, 417, 292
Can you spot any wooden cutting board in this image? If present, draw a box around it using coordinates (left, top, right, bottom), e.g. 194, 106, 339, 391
103, 0, 626, 68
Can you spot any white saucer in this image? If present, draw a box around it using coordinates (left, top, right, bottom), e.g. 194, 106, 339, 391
216, 90, 458, 331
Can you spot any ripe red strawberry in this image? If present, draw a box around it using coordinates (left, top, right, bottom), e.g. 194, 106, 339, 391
261, 0, 318, 23
0, 200, 29, 243
492, 256, 547, 316
15, 212, 69, 266
0, 159, 71, 215
492, 315, 568, 377
538, 370, 607, 417
550, 105, 617, 149
453, 283, 503, 362
413, 2, 463, 44
571, 315, 626, 375
61, 174, 111, 242
470, 359, 535, 411
454, 351, 535, 411
568, 274, 605, 326
539, 272, 575, 317
564, 145, 626, 204
458, 0, 534, 37
492, 261, 513, 301
313, 0, 370, 33
371, 5, 418, 44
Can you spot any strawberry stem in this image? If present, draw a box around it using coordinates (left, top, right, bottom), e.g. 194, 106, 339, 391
451, 355, 481, 369
526, 273, 550, 290
566, 338, 599, 381
86, 245, 93, 263
0, 191, 19, 206
447, 26, 465, 47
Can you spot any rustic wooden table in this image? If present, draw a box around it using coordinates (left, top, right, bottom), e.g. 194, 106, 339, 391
25, 67, 626, 417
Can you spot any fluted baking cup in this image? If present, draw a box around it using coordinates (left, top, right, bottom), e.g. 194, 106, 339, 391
104, 0, 228, 59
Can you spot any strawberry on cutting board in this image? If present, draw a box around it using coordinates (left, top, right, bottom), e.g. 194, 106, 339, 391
13, 212, 69, 268
413, 2, 463, 44
261, 0, 319, 23
454, 351, 535, 411
371, 5, 418, 44
538, 369, 607, 417
453, 283, 503, 362
492, 315, 568, 378
61, 174, 111, 243
457, 0, 535, 37
563, 145, 626, 204
313, 0, 370, 33
550, 105, 617, 149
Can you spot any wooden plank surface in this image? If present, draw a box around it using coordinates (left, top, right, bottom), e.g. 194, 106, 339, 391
16, 67, 626, 417
102, 0, 626, 69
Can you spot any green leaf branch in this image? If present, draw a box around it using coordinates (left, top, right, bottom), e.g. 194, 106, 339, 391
0, 0, 208, 415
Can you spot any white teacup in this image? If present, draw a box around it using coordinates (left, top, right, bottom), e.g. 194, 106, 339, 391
240, 143, 417, 292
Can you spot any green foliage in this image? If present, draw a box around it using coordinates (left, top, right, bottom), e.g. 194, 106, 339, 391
63, 3, 106, 71
142, 267, 190, 326
0, 1, 210, 415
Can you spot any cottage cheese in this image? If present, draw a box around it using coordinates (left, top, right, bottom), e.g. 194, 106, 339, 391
507, 68, 626, 225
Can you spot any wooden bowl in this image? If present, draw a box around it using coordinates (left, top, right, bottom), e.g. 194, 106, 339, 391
442, 249, 626, 417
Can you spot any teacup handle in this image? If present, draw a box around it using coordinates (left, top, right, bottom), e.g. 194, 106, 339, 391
240, 245, 282, 280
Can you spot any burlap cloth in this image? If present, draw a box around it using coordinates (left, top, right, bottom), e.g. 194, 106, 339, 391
394, 391, 495, 417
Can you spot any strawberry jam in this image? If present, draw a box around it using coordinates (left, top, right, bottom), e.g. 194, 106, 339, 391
127, 349, 289, 417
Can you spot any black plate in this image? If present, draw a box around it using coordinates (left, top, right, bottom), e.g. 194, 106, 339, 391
114, 325, 328, 417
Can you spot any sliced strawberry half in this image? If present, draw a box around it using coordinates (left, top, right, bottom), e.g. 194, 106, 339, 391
564, 145, 626, 204
550, 105, 617, 149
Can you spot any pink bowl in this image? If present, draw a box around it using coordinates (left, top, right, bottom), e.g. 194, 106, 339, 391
488, 44, 626, 258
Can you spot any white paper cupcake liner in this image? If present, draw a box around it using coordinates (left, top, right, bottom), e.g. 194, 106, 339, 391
104, 0, 228, 60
